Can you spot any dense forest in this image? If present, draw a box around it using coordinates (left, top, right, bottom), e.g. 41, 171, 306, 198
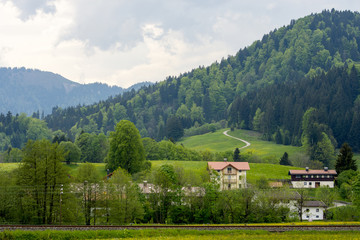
1, 10, 360, 158
42, 10, 360, 147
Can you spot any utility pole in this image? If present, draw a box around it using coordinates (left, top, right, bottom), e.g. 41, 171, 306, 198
59, 184, 63, 225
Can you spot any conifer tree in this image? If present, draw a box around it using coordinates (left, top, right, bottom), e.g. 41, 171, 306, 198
335, 143, 357, 174
279, 152, 291, 166
233, 148, 241, 162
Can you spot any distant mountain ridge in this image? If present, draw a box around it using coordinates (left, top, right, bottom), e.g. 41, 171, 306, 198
0, 67, 151, 115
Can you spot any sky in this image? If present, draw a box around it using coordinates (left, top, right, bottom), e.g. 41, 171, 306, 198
0, 1, 360, 88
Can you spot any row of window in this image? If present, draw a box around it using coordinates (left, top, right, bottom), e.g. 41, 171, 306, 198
295, 175, 332, 179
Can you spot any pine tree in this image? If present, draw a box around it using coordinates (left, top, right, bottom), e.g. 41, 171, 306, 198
335, 143, 357, 174
279, 152, 291, 166
233, 148, 241, 162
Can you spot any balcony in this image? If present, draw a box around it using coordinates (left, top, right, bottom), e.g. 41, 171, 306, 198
223, 179, 237, 183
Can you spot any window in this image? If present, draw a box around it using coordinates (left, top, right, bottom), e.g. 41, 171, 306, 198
217, 170, 220, 172
309, 182, 312, 186
239, 184, 242, 188
239, 176, 242, 180
316, 209, 319, 212
238, 170, 242, 173
316, 215, 319, 218
304, 182, 307, 185
296, 175, 301, 178
311, 175, 314, 178
306, 209, 309, 212
228, 175, 231, 180
306, 215, 309, 218
228, 184, 231, 189
227, 167, 232, 173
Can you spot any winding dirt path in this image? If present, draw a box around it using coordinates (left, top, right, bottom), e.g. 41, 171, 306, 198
223, 130, 251, 149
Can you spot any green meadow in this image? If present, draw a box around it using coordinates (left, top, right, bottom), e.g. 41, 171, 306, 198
0, 161, 301, 183
150, 160, 302, 183
1, 229, 359, 240
179, 129, 247, 152
180, 129, 305, 159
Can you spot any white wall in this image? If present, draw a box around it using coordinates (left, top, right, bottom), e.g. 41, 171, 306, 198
302, 207, 325, 221
292, 181, 334, 188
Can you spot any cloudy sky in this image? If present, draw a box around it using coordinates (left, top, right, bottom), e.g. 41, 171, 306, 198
0, 0, 360, 88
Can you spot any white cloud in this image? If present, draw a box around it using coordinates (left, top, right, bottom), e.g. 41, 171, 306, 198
0, 0, 360, 88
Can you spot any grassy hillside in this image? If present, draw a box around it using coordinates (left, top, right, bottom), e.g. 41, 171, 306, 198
179, 129, 246, 152
180, 129, 305, 159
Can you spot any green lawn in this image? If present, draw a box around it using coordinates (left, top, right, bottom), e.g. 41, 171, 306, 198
180, 129, 305, 160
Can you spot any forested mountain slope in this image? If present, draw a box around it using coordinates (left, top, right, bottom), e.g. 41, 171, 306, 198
0, 67, 151, 115
37, 10, 360, 152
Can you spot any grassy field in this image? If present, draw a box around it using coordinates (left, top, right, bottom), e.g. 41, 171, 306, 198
1, 229, 359, 240
180, 129, 305, 160
179, 129, 246, 152
0, 162, 108, 178
151, 160, 303, 183
0, 161, 302, 183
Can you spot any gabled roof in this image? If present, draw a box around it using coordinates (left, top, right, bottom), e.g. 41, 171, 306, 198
208, 162, 250, 171
288, 169, 337, 175
303, 200, 327, 208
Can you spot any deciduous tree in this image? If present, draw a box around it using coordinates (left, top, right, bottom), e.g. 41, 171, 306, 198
106, 120, 145, 174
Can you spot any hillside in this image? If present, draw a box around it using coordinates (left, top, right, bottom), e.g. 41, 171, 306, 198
180, 129, 305, 159
0, 67, 152, 115
0, 9, 359, 161
40, 10, 360, 150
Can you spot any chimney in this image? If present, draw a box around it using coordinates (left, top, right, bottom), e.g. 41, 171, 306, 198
143, 180, 147, 187
224, 158, 227, 162
324, 167, 328, 172
305, 167, 309, 172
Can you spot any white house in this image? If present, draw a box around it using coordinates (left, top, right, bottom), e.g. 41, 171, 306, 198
207, 161, 250, 190
288, 167, 337, 188
302, 201, 326, 221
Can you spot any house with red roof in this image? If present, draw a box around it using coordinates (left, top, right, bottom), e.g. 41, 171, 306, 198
207, 161, 250, 190
288, 167, 337, 188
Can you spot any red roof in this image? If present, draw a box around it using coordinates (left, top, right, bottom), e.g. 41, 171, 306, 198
288, 169, 337, 175
208, 162, 250, 171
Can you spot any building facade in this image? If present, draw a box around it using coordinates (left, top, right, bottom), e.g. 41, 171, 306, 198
288, 167, 337, 188
302, 201, 326, 221
207, 162, 250, 190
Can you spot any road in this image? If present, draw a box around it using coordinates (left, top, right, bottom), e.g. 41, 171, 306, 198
223, 130, 251, 149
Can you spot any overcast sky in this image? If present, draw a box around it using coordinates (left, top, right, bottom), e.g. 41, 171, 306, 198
0, 0, 360, 88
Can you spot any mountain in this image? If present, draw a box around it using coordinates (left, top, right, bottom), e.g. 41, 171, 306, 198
0, 67, 152, 115
2, 9, 360, 153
